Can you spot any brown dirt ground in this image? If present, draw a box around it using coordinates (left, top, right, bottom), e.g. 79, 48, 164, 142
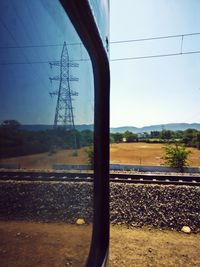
0, 142, 199, 169
0, 221, 92, 267
110, 225, 200, 267
0, 221, 200, 267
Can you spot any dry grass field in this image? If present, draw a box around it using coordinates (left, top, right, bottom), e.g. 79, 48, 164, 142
0, 142, 199, 169
110, 142, 200, 167
0, 147, 88, 170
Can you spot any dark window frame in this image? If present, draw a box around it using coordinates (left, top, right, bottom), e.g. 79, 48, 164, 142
60, 1, 110, 267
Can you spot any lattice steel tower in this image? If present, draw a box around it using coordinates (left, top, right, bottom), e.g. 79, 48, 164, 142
49, 41, 79, 130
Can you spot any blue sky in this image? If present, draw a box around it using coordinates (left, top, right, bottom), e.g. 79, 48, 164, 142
110, 0, 200, 127
0, 0, 200, 129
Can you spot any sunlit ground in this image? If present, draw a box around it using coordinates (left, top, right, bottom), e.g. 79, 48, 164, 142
0, 221, 200, 267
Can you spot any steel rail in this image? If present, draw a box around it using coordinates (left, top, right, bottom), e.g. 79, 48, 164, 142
0, 170, 200, 186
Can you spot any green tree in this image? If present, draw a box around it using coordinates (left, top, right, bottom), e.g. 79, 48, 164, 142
150, 131, 160, 138
182, 128, 198, 146
123, 131, 138, 142
191, 131, 200, 150
196, 132, 200, 149
110, 132, 123, 143
160, 129, 173, 140
163, 143, 191, 172
1, 120, 21, 138
85, 146, 94, 167
174, 130, 184, 139
80, 130, 93, 146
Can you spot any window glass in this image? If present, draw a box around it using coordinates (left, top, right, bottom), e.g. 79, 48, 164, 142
0, 1, 94, 266
89, 0, 109, 53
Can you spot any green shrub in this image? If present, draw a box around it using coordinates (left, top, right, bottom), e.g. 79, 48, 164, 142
85, 146, 94, 168
163, 143, 191, 172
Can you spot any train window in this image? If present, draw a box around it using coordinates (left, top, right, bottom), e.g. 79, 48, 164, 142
0, 1, 109, 267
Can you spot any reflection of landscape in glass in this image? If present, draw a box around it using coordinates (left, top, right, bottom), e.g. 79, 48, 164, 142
0, 120, 94, 169
0, 0, 94, 170
0, 1, 95, 266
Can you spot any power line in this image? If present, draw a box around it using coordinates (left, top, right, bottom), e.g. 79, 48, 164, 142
0, 43, 79, 49
0, 59, 89, 65
1, 50, 200, 65
0, 32, 200, 49
0, 29, 200, 65
110, 50, 200, 62
110, 32, 200, 44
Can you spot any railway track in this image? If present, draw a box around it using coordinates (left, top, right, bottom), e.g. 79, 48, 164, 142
0, 170, 200, 186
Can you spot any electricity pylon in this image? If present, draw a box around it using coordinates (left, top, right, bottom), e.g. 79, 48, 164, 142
49, 41, 79, 130
49, 42, 79, 156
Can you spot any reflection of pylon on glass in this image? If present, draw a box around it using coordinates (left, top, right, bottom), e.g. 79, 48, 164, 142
49, 42, 79, 155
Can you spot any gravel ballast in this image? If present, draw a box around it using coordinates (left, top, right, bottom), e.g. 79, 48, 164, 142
0, 181, 93, 223
110, 183, 200, 232
0, 180, 199, 232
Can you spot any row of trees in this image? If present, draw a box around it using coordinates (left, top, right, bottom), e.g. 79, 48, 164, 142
0, 120, 94, 158
110, 129, 200, 149
110, 131, 138, 143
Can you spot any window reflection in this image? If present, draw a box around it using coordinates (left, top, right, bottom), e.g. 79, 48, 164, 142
0, 1, 94, 266
89, 0, 109, 52
0, 0, 94, 171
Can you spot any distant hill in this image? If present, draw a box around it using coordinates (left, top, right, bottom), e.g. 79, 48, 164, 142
110, 123, 200, 133
20, 123, 200, 133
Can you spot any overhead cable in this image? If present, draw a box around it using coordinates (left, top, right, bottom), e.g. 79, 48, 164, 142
110, 50, 200, 62
1, 50, 200, 65
0, 32, 200, 49
110, 32, 200, 44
